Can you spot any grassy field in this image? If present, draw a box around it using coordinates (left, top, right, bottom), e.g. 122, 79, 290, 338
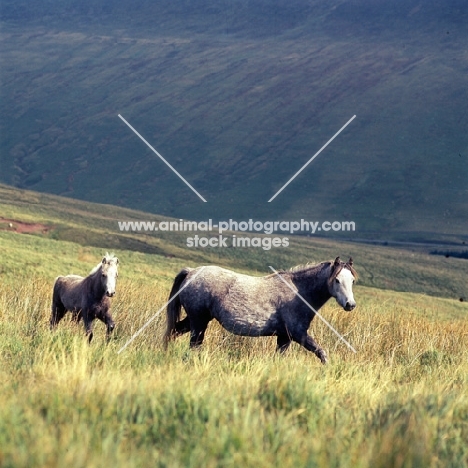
0, 240, 467, 467
1, 3, 467, 463
0, 185, 467, 466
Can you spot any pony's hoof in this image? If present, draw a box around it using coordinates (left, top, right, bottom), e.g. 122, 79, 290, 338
317, 350, 328, 364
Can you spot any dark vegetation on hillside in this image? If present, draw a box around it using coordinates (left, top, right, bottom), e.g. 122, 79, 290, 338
431, 249, 468, 260
1, 0, 467, 241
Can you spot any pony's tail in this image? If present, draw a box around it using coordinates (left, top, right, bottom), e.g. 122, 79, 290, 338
164, 268, 191, 348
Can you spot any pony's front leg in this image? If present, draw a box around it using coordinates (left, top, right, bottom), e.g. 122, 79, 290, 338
82, 310, 94, 343
104, 314, 115, 341
297, 334, 328, 364
95, 306, 115, 342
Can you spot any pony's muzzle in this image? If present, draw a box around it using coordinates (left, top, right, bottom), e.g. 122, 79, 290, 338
106, 291, 115, 297
344, 301, 356, 311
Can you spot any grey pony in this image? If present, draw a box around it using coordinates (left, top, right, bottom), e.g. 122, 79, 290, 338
165, 257, 357, 363
50, 253, 119, 342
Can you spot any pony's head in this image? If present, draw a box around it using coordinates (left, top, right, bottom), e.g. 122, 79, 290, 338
99, 253, 119, 297
328, 257, 357, 311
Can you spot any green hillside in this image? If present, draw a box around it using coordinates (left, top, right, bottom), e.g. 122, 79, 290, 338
0, 0, 467, 242
1, 183, 467, 302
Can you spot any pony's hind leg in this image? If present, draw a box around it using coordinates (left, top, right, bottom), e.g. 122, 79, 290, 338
189, 314, 211, 348
71, 309, 82, 323
175, 316, 191, 336
164, 317, 190, 349
276, 334, 292, 354
50, 300, 66, 330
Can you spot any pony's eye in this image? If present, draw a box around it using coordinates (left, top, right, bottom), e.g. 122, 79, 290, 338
335, 278, 340, 284
102, 273, 107, 278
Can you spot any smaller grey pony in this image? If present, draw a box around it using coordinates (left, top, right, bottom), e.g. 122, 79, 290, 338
165, 257, 357, 363
50, 253, 119, 342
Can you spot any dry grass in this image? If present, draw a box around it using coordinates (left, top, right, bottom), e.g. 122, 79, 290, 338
1, 272, 467, 467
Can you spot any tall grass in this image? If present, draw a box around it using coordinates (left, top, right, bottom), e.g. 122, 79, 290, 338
1, 274, 467, 468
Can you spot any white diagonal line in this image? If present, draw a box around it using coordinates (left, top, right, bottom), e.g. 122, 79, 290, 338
118, 114, 207, 202
268, 115, 356, 202
268, 266, 357, 353
117, 266, 206, 354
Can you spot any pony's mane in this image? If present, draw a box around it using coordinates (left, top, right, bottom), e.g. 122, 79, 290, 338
272, 259, 358, 280
266, 261, 329, 277
287, 261, 329, 273
89, 252, 118, 274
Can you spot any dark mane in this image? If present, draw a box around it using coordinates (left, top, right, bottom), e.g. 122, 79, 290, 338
288, 261, 328, 273
265, 261, 328, 278
271, 258, 357, 280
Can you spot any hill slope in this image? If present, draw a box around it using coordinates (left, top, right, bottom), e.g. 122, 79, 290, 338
0, 0, 467, 242
0, 183, 467, 301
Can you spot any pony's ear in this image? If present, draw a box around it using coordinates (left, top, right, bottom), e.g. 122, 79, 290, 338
333, 257, 341, 268
347, 257, 353, 267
